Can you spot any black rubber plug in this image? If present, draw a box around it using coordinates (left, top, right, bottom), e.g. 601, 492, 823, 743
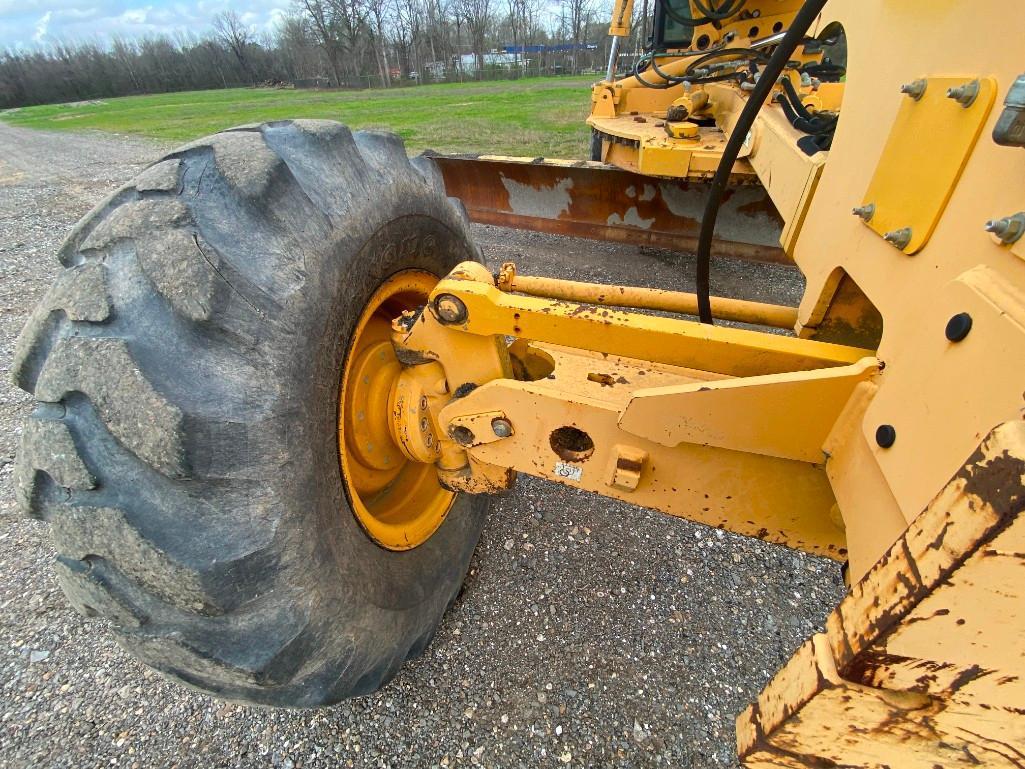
945, 312, 973, 342
875, 424, 897, 449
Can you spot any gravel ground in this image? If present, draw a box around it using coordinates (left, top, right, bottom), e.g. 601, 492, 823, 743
0, 121, 844, 769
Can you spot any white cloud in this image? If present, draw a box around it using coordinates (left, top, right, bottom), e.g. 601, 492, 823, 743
32, 10, 51, 43
0, 0, 293, 50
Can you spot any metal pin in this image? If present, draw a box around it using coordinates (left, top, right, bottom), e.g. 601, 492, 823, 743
491, 417, 514, 439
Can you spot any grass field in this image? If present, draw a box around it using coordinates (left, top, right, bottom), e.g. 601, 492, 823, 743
0, 76, 597, 157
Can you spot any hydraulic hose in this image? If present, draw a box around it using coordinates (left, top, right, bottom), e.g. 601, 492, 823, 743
694, 0, 829, 324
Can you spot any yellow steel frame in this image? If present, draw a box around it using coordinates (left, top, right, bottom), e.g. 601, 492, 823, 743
379, 2, 1025, 764
390, 264, 876, 561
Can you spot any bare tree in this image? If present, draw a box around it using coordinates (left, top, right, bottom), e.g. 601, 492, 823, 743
564, 0, 594, 74
213, 10, 255, 84
458, 0, 491, 77
300, 0, 344, 86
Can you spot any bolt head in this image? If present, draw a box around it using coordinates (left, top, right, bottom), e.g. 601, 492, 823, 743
946, 80, 979, 108
434, 294, 468, 324
491, 417, 513, 438
875, 424, 897, 449
883, 227, 913, 250
900, 79, 927, 100
449, 425, 475, 446
945, 312, 973, 343
852, 203, 875, 222
985, 212, 1025, 244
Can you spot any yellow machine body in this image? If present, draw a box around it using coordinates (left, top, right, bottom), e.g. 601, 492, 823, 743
365, 1, 1025, 764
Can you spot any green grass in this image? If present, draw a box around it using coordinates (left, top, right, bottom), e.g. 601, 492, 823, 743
0, 76, 597, 157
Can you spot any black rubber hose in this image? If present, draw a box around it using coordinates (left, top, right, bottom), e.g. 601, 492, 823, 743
774, 92, 837, 134
780, 75, 816, 121
694, 0, 829, 325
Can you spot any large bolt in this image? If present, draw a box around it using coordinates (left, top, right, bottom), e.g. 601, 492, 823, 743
985, 212, 1025, 245
491, 417, 514, 438
900, 79, 927, 100
883, 228, 913, 250
852, 203, 875, 222
434, 294, 468, 325
947, 80, 980, 108
448, 425, 475, 446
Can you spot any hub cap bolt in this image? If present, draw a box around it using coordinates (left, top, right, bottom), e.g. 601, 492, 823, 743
491, 418, 514, 438
434, 294, 468, 325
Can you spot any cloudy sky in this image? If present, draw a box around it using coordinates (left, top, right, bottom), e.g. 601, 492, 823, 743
0, 0, 293, 50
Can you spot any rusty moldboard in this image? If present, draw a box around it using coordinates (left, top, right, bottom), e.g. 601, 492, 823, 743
425, 153, 789, 265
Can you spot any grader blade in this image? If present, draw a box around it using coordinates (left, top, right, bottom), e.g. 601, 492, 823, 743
426, 153, 788, 264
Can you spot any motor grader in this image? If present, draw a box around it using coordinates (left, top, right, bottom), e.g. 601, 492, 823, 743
11, 0, 1025, 765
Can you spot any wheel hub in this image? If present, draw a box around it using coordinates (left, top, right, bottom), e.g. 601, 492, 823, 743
338, 271, 454, 551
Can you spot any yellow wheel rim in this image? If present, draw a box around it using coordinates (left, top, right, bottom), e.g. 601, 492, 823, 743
339, 270, 454, 551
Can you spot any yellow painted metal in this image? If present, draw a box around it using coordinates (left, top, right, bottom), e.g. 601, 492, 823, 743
619, 358, 879, 463
607, 0, 634, 37
427, 266, 871, 377
793, 1, 1025, 584
366, 3, 1025, 764
588, 0, 813, 184
860, 77, 997, 255
436, 343, 848, 559
497, 261, 800, 328
338, 271, 454, 551
737, 422, 1025, 766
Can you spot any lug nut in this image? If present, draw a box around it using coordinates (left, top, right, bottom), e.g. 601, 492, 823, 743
419, 417, 429, 432
900, 79, 927, 100
985, 212, 1025, 244
852, 203, 875, 222
883, 228, 913, 250
434, 294, 468, 325
491, 417, 514, 438
947, 80, 980, 108
945, 312, 973, 343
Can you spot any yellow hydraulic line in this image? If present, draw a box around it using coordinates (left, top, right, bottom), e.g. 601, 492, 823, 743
497, 263, 798, 329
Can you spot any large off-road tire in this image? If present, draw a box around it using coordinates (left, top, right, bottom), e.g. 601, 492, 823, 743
11, 120, 489, 706
589, 129, 604, 162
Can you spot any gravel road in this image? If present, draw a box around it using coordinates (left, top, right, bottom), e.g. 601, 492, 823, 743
0, 121, 844, 769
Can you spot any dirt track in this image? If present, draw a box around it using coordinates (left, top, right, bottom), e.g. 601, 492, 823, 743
0, 121, 842, 768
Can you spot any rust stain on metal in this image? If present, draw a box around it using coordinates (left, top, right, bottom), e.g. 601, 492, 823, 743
427, 154, 788, 264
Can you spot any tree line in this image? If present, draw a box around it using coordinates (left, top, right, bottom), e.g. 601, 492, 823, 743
0, 0, 647, 109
